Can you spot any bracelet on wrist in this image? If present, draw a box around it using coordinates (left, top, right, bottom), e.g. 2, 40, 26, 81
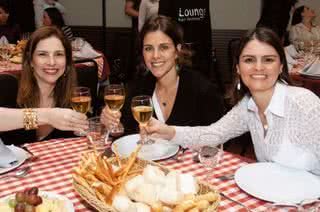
23, 108, 38, 130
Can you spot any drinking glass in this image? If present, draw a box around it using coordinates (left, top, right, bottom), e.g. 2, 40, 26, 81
86, 116, 109, 153
104, 84, 125, 137
71, 86, 92, 136
131, 95, 154, 145
198, 134, 223, 181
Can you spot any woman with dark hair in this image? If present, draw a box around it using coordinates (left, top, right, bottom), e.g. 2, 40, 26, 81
144, 27, 320, 175
0, 26, 88, 145
43, 7, 73, 41
0, 1, 20, 43
101, 15, 223, 134
289, 5, 320, 44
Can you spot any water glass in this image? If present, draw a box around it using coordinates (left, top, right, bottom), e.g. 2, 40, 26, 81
86, 117, 109, 153
197, 134, 223, 181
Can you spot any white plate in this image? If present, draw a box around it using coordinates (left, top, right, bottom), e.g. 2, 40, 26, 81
235, 162, 320, 204
0, 146, 28, 174
112, 134, 179, 161
0, 191, 74, 211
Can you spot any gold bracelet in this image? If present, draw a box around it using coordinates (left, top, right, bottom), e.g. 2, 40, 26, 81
23, 108, 38, 130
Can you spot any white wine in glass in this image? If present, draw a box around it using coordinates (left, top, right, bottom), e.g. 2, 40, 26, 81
71, 86, 91, 136
131, 95, 154, 144
104, 84, 125, 136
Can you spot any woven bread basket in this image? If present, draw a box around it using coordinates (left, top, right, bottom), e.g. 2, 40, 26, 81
73, 157, 220, 212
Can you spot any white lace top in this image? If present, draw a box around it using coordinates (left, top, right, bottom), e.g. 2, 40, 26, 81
289, 23, 320, 43
172, 83, 320, 175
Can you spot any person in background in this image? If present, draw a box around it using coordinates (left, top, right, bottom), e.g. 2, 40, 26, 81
0, 26, 88, 145
256, 0, 298, 44
101, 16, 224, 135
158, 0, 223, 91
43, 7, 73, 41
144, 27, 320, 175
7, 0, 35, 35
289, 5, 320, 45
0, 1, 20, 43
33, 0, 65, 28
138, 0, 159, 32
125, 0, 141, 81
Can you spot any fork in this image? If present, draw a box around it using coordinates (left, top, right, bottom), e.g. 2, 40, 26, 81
220, 192, 252, 212
216, 173, 234, 180
172, 147, 187, 162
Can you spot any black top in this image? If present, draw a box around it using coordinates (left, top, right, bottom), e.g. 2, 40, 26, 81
158, 0, 212, 56
0, 24, 20, 44
0, 74, 74, 145
7, 0, 35, 33
122, 69, 224, 134
158, 0, 213, 77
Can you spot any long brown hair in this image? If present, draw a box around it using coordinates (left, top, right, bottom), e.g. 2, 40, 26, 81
17, 26, 76, 108
228, 27, 292, 105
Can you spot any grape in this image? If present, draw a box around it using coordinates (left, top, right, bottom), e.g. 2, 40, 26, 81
8, 198, 17, 208
25, 194, 39, 206
15, 191, 25, 203
14, 202, 25, 212
28, 187, 38, 195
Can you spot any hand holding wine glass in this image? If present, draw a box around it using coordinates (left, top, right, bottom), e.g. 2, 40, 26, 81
71, 86, 92, 136
104, 84, 125, 136
131, 95, 154, 145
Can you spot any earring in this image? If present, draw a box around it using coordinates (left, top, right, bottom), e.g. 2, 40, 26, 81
175, 64, 180, 72
280, 78, 288, 85
237, 80, 241, 91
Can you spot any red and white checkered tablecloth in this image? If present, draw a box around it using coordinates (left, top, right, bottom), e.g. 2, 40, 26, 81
0, 137, 312, 212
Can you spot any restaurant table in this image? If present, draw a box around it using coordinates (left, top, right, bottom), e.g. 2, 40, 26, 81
290, 73, 320, 97
0, 54, 110, 81
0, 137, 317, 212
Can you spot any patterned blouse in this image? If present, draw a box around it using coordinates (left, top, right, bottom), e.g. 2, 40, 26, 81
172, 83, 320, 175
289, 23, 320, 43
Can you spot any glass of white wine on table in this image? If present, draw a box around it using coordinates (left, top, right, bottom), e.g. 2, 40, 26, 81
131, 95, 154, 145
104, 84, 125, 137
71, 86, 92, 136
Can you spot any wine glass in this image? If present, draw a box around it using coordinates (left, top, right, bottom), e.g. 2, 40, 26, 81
71, 86, 92, 136
131, 95, 154, 145
104, 84, 125, 137
198, 134, 223, 181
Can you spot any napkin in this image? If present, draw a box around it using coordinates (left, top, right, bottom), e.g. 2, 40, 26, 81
0, 36, 8, 45
0, 139, 18, 168
285, 44, 298, 58
73, 39, 101, 59
301, 57, 320, 75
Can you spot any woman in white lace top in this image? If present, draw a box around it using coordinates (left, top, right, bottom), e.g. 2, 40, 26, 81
146, 27, 320, 175
289, 5, 320, 44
